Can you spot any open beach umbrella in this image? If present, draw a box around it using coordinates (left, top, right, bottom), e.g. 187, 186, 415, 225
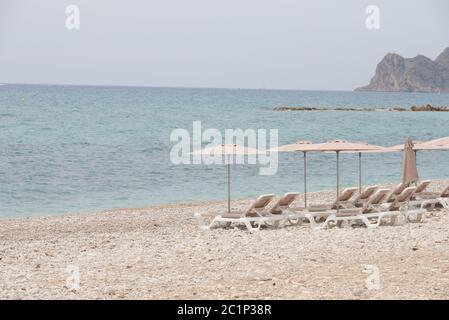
191, 144, 261, 212
401, 138, 419, 185
315, 140, 385, 212
388, 140, 448, 165
421, 136, 449, 148
271, 140, 322, 207
341, 144, 393, 193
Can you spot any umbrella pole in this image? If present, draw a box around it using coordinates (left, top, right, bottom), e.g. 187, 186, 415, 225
227, 163, 231, 213
304, 152, 307, 208
337, 151, 340, 213
359, 152, 362, 194
415, 150, 418, 186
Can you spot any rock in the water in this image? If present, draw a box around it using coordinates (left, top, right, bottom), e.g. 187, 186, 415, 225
356, 47, 449, 93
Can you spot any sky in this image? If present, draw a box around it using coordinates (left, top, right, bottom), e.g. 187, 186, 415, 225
0, 0, 448, 90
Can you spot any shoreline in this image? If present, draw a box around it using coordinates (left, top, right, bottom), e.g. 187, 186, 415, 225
1, 179, 449, 299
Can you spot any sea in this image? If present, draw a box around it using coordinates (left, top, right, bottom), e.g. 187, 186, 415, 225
1, 84, 449, 217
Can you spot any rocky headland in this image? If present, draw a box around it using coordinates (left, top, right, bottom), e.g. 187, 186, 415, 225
355, 47, 449, 93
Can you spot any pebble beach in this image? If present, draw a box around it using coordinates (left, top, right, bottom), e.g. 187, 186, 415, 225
1, 180, 449, 300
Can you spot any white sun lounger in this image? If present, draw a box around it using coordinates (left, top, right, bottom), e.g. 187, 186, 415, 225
386, 182, 407, 202
194, 194, 283, 233
305, 187, 424, 229
379, 187, 425, 223
306, 187, 358, 211
269, 192, 301, 225
412, 180, 432, 199
352, 185, 379, 207
303, 188, 391, 229
411, 184, 449, 210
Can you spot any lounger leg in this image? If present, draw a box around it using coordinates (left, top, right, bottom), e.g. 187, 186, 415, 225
305, 213, 336, 230
304, 213, 323, 229
439, 198, 449, 209
286, 209, 303, 225
242, 218, 263, 233
269, 219, 281, 228
289, 217, 303, 226
194, 212, 212, 230
359, 215, 379, 229
408, 210, 424, 223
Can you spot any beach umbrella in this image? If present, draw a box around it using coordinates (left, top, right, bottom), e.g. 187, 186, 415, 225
401, 138, 419, 185
315, 140, 385, 212
421, 136, 449, 148
271, 141, 322, 207
191, 144, 261, 212
341, 144, 394, 193
388, 140, 447, 165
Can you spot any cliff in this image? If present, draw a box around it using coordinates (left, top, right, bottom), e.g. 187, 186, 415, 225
355, 48, 449, 93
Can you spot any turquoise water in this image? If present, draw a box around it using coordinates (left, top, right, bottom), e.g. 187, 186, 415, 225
1, 84, 449, 218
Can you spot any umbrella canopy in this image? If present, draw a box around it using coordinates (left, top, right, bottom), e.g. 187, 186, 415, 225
272, 140, 385, 208
191, 144, 262, 213
272, 140, 319, 152
314, 140, 385, 152
191, 143, 261, 156
420, 136, 449, 149
388, 140, 447, 151
401, 138, 419, 185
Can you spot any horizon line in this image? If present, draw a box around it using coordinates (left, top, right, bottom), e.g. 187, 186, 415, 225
2, 82, 447, 95
0, 81, 358, 93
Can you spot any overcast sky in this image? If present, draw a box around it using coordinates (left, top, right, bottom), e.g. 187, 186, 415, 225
0, 0, 448, 90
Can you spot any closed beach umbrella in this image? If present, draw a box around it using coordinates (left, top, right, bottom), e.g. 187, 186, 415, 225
401, 138, 419, 185
191, 144, 261, 212
271, 140, 321, 207
315, 140, 385, 212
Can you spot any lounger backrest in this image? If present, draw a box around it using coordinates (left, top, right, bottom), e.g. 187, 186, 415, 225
440, 185, 449, 197
393, 182, 407, 195
415, 180, 431, 193
276, 192, 299, 207
245, 194, 274, 215
387, 187, 416, 211
386, 182, 406, 202
396, 187, 416, 203
339, 187, 357, 201
358, 185, 379, 201
270, 192, 299, 214
367, 188, 390, 205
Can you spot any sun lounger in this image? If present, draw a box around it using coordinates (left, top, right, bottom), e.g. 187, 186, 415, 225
414, 180, 432, 196
379, 187, 425, 223
269, 192, 301, 225
386, 182, 407, 202
307, 187, 358, 211
352, 185, 379, 207
194, 194, 283, 232
289, 187, 377, 225
411, 184, 449, 210
305, 187, 424, 229
304, 188, 391, 229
